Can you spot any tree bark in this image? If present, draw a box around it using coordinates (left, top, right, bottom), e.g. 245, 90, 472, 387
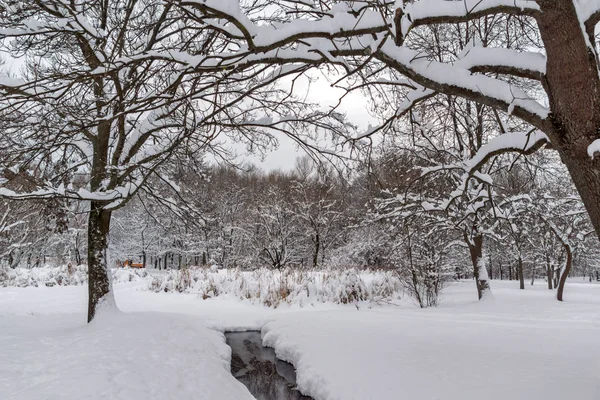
546, 254, 553, 290
74, 231, 82, 265
467, 234, 490, 299
499, 261, 503, 280
557, 245, 573, 301
312, 233, 320, 269
537, 1, 600, 240
517, 256, 525, 290
87, 200, 113, 323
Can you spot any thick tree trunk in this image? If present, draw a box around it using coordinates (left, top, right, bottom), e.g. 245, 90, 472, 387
557, 245, 573, 301
87, 201, 113, 323
517, 256, 525, 290
467, 234, 490, 300
537, 1, 600, 240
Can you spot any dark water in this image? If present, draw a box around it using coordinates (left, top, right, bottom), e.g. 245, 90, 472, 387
225, 331, 313, 400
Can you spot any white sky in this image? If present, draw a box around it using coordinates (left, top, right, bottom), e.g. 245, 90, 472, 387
245, 72, 376, 171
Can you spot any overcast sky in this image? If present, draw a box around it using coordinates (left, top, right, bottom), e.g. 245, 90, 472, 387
244, 72, 376, 172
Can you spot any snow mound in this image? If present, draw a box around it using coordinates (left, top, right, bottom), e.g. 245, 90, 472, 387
262, 302, 600, 400
0, 311, 254, 400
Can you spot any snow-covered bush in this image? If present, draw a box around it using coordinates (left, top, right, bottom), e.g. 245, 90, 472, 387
0, 265, 148, 288
0, 264, 88, 287
147, 267, 403, 307
0, 264, 404, 307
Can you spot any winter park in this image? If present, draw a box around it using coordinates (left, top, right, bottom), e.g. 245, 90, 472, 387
1, 1, 600, 399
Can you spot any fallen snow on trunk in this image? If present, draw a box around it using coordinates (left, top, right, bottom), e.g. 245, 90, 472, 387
0, 310, 255, 400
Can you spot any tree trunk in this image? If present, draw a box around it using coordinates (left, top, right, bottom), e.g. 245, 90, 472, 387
74, 231, 82, 265
312, 233, 320, 269
546, 254, 553, 289
537, 1, 600, 240
499, 261, 503, 280
517, 256, 525, 290
557, 245, 573, 301
467, 234, 490, 300
87, 200, 113, 323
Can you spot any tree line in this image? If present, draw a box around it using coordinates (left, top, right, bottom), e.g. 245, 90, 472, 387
2, 147, 598, 307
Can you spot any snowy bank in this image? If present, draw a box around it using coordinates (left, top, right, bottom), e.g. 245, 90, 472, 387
0, 311, 254, 400
261, 282, 600, 400
1, 280, 599, 400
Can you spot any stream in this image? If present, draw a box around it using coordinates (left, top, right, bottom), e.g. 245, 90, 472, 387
225, 331, 313, 400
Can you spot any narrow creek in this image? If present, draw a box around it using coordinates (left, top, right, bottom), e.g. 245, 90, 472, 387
225, 331, 313, 400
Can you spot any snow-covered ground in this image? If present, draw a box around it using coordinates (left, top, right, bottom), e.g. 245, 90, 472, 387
1, 278, 599, 400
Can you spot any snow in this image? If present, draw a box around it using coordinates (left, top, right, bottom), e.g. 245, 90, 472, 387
0, 311, 255, 400
399, 0, 540, 28
263, 281, 600, 400
588, 138, 600, 158
576, 0, 600, 24
456, 47, 546, 75
378, 42, 550, 119
465, 130, 549, 171
1, 279, 599, 400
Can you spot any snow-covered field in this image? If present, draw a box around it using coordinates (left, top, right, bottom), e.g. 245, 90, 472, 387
1, 278, 599, 400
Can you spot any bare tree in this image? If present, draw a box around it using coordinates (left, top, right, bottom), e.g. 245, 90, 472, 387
0, 0, 347, 321
151, 0, 600, 245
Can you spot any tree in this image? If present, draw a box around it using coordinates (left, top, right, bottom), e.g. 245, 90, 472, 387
292, 159, 345, 268
0, 0, 345, 321
159, 0, 600, 245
